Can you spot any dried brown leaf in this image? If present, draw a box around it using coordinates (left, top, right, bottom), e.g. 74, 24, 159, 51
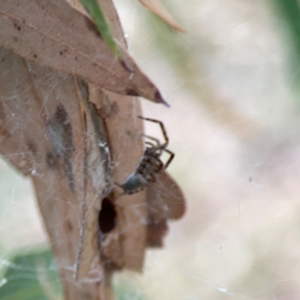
147, 172, 186, 220
0, 47, 109, 299
92, 89, 147, 271
146, 172, 186, 247
0, 0, 167, 105
70, 0, 146, 278
138, 0, 184, 32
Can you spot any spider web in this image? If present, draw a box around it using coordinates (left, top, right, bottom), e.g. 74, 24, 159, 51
2, 0, 300, 299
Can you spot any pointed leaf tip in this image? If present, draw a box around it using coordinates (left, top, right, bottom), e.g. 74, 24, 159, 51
155, 90, 170, 107
138, 0, 184, 32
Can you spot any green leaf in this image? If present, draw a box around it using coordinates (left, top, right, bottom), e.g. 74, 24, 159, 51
80, 0, 120, 57
115, 284, 145, 300
0, 249, 62, 300
114, 277, 145, 300
272, 0, 300, 89
273, 0, 300, 55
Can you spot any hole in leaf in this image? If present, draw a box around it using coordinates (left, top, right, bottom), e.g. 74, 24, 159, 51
99, 198, 117, 233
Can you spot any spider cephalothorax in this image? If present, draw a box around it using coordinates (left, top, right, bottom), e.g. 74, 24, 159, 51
117, 116, 174, 195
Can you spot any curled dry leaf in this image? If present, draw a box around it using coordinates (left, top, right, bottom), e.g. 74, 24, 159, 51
71, 0, 147, 279
0, 47, 109, 299
0, 0, 168, 105
0, 47, 152, 298
91, 88, 147, 271
138, 0, 184, 32
146, 172, 186, 247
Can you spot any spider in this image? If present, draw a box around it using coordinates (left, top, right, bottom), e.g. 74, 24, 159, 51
116, 116, 174, 195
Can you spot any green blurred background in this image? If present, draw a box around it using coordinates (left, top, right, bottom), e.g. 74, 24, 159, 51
2, 0, 300, 299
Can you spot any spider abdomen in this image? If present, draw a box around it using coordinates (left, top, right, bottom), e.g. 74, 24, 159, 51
120, 172, 148, 194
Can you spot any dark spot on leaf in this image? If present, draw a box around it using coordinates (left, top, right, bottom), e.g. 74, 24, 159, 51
33, 54, 37, 58
46, 105, 75, 191
27, 142, 37, 154
59, 51, 63, 55
46, 151, 57, 170
126, 130, 131, 136
126, 87, 139, 97
65, 220, 73, 232
13, 23, 21, 31
83, 111, 87, 127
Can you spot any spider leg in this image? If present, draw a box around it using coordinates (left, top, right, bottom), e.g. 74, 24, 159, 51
137, 116, 169, 146
142, 134, 160, 146
144, 142, 163, 157
159, 148, 175, 172
143, 135, 163, 155
149, 156, 164, 171
145, 141, 156, 148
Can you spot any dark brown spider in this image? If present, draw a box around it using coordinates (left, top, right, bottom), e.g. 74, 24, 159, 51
117, 116, 174, 195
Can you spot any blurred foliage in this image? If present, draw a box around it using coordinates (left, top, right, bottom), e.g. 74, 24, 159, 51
0, 248, 144, 300
0, 249, 62, 300
273, 0, 300, 54
144, 8, 218, 111
115, 284, 145, 300
142, 4, 258, 137
145, 10, 195, 86
273, 0, 300, 88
